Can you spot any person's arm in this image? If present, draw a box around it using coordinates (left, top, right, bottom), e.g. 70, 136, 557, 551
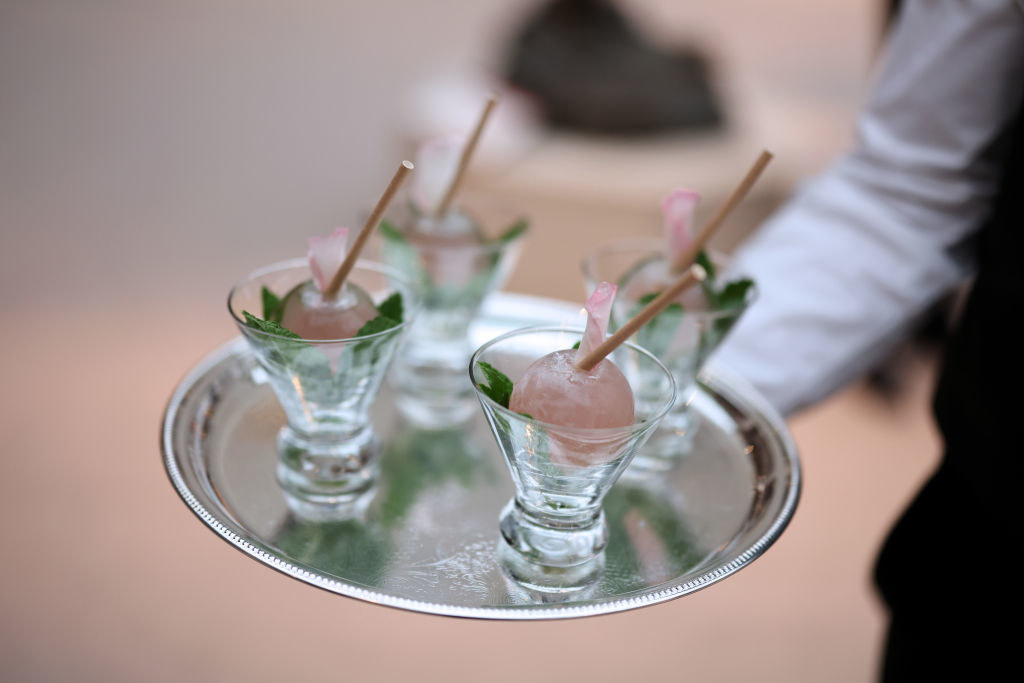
712, 0, 1024, 416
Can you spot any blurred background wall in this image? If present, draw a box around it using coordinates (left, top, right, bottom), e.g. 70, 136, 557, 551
2, 2, 943, 682
1, 0, 881, 307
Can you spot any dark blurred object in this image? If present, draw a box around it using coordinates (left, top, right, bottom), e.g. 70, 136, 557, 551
866, 292, 955, 401
505, 0, 723, 135
886, 0, 903, 30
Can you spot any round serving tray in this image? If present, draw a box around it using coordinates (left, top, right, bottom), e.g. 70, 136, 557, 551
162, 293, 800, 619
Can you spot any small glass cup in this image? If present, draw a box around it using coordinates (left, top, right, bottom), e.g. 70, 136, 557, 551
228, 258, 420, 516
379, 203, 526, 427
469, 327, 675, 588
582, 238, 757, 472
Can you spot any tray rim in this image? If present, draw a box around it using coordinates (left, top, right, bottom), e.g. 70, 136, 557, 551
161, 293, 801, 620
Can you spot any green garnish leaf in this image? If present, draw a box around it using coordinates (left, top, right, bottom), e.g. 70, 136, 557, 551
571, 340, 581, 350
261, 286, 283, 322
354, 314, 399, 338
242, 311, 302, 339
376, 292, 403, 323
695, 250, 724, 305
350, 312, 400, 363
496, 218, 528, 243
636, 291, 659, 307
695, 250, 716, 282
715, 278, 755, 309
518, 412, 534, 420
378, 218, 406, 242
629, 294, 685, 358
242, 310, 308, 366
476, 361, 514, 408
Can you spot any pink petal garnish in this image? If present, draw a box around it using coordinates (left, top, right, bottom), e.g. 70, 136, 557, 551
662, 189, 700, 263
575, 281, 617, 364
411, 136, 462, 215
307, 226, 350, 292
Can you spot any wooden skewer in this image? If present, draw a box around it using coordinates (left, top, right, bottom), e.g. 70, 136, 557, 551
323, 160, 414, 299
671, 149, 773, 272
575, 264, 707, 372
434, 93, 498, 218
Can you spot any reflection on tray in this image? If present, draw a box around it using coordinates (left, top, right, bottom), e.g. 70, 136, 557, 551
376, 423, 499, 527
603, 479, 708, 592
271, 420, 501, 584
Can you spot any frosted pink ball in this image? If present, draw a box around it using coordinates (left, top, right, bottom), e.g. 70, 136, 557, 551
279, 281, 379, 340
509, 349, 635, 429
406, 229, 485, 288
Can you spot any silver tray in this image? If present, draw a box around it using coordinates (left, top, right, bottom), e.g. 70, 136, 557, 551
162, 293, 800, 619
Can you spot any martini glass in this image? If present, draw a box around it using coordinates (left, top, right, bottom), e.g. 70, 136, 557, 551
582, 238, 756, 472
378, 203, 525, 427
469, 327, 675, 591
228, 258, 420, 516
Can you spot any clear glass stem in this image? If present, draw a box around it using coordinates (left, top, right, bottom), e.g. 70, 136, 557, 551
627, 409, 696, 478
391, 312, 477, 427
276, 424, 379, 508
499, 497, 608, 568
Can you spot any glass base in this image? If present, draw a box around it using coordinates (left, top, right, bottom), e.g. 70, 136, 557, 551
282, 484, 377, 523
498, 498, 608, 569
625, 406, 698, 476
390, 355, 476, 429
498, 541, 604, 600
276, 425, 378, 506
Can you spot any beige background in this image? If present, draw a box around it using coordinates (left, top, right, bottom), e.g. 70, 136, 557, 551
1, 2, 940, 681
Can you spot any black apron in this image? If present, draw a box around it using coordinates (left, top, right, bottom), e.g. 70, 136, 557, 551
874, 101, 1024, 679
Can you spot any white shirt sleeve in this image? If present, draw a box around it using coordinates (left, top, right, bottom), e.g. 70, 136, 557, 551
710, 0, 1024, 417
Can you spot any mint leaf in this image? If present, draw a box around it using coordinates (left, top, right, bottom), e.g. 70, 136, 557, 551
262, 281, 309, 323
378, 218, 406, 242
344, 290, 403, 352
715, 278, 754, 309
376, 291, 403, 323
496, 218, 528, 243
695, 250, 716, 281
242, 310, 308, 366
706, 278, 755, 343
635, 291, 659, 307
261, 287, 283, 322
242, 310, 302, 339
629, 294, 685, 358
476, 361, 514, 408
517, 412, 534, 420
571, 340, 581, 350
351, 313, 400, 360
344, 313, 401, 367
355, 314, 399, 338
